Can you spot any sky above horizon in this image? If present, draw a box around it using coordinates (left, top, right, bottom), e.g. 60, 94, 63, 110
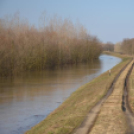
0, 0, 134, 43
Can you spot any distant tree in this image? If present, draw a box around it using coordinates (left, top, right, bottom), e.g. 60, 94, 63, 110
103, 42, 114, 52
114, 42, 122, 52
121, 38, 134, 55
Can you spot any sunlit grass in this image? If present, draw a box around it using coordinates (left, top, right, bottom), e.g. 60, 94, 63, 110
25, 52, 131, 134
129, 65, 134, 113
89, 56, 133, 134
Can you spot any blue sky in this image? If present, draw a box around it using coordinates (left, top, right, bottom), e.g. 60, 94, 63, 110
0, 0, 134, 43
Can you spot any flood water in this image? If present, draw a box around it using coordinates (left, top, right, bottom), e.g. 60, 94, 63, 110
0, 54, 121, 134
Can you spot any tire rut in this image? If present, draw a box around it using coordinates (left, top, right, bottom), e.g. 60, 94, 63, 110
73, 59, 133, 134
123, 62, 134, 134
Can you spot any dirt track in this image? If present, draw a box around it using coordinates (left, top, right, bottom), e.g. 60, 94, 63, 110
73, 60, 134, 134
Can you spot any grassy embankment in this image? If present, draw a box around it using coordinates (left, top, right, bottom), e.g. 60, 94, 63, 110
89, 58, 134, 134
26, 52, 131, 134
128, 63, 134, 113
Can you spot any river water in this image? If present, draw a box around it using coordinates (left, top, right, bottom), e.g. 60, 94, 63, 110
0, 54, 121, 134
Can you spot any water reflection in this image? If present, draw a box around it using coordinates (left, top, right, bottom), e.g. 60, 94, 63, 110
0, 54, 121, 134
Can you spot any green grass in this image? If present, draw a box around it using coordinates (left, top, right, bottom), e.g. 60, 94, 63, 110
25, 52, 131, 134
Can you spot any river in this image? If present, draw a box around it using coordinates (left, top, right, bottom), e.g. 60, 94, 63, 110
0, 54, 121, 134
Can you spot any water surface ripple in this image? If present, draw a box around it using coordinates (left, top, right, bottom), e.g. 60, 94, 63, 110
0, 54, 121, 134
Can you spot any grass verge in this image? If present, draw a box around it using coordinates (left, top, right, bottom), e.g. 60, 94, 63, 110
89, 58, 133, 134
128, 64, 134, 113
25, 52, 131, 134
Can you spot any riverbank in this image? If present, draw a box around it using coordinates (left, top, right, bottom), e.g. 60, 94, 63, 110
26, 52, 131, 134
89, 57, 133, 134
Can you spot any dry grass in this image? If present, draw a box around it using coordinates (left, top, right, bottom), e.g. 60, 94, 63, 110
25, 52, 131, 134
89, 60, 134, 134
128, 65, 134, 113
103, 51, 130, 58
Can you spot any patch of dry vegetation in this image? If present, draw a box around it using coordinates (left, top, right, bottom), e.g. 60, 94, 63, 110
103, 51, 130, 58
0, 13, 102, 77
89, 60, 134, 134
114, 38, 134, 55
25, 53, 131, 134
128, 65, 134, 113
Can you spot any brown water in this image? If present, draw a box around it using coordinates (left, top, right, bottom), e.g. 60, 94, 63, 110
0, 54, 121, 134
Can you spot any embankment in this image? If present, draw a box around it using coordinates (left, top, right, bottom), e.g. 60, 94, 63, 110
89, 55, 133, 134
25, 52, 131, 134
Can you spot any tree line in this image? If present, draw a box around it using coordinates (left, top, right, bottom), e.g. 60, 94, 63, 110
102, 42, 114, 52
101, 38, 134, 56
114, 38, 134, 55
0, 13, 102, 76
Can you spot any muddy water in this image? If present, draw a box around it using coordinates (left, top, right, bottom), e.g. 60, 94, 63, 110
0, 54, 121, 134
